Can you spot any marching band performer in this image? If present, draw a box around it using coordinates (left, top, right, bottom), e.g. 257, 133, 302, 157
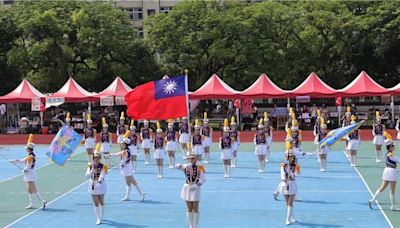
107, 130, 146, 201
201, 112, 213, 164
86, 144, 108, 225
290, 113, 302, 158
318, 117, 329, 172
58, 111, 74, 130
140, 120, 153, 165
128, 119, 140, 173
10, 134, 47, 209
166, 119, 178, 168
347, 115, 361, 167
230, 116, 240, 167
220, 119, 233, 178
84, 114, 96, 163
116, 112, 127, 148
372, 111, 385, 163
154, 121, 166, 178
179, 117, 190, 159
313, 108, 322, 146
285, 108, 294, 132
281, 152, 301, 225
176, 153, 206, 228
369, 132, 399, 211
192, 119, 204, 161
342, 106, 352, 158
100, 117, 112, 165
263, 112, 273, 163
254, 119, 267, 173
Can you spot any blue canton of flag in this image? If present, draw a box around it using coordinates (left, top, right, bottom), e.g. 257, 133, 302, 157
155, 75, 186, 100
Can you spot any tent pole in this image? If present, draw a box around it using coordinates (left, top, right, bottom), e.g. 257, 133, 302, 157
88, 102, 91, 114
391, 95, 395, 122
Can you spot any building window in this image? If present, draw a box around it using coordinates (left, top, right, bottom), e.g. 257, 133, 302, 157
160, 7, 172, 14
147, 9, 156, 17
124, 7, 143, 20
137, 27, 144, 38
3, 0, 14, 4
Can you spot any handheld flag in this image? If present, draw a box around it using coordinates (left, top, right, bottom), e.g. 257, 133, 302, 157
125, 75, 188, 120
47, 125, 83, 166
319, 120, 364, 148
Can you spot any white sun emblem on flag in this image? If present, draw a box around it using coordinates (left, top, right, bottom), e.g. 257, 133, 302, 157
163, 80, 178, 94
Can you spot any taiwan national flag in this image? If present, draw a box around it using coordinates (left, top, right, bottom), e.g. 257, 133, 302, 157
125, 75, 188, 120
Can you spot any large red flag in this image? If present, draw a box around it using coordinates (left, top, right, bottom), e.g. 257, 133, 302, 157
125, 76, 188, 120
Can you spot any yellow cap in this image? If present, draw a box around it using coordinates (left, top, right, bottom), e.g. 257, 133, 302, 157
231, 116, 235, 124
264, 112, 268, 119
95, 142, 101, 152
204, 112, 207, 119
156, 121, 161, 129
346, 106, 351, 113
27, 134, 33, 144
376, 111, 380, 118
259, 118, 263, 126
102, 117, 106, 125
87, 113, 91, 121
320, 117, 325, 126
124, 130, 130, 138
195, 119, 200, 126
224, 119, 229, 127
120, 111, 125, 119
289, 107, 293, 114
287, 128, 292, 138
317, 109, 321, 117
66, 112, 70, 119
130, 119, 135, 126
351, 115, 356, 122
384, 131, 392, 140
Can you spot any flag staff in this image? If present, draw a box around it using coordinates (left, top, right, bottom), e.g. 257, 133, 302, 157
184, 69, 191, 156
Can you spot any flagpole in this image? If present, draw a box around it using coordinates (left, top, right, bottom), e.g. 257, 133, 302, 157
184, 69, 191, 153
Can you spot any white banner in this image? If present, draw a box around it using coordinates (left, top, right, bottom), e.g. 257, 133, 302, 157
46, 97, 65, 108
100, 96, 114, 106
31, 97, 41, 111
115, 96, 126, 106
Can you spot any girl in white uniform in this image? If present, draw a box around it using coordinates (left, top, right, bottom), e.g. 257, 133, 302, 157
192, 119, 204, 161
347, 115, 361, 167
107, 130, 146, 201
318, 117, 330, 172
166, 119, 178, 168
369, 132, 399, 211
281, 152, 301, 225
140, 120, 153, 165
116, 112, 126, 148
313, 109, 322, 146
372, 111, 385, 163
154, 121, 166, 178
201, 113, 212, 164
220, 119, 233, 178
179, 117, 190, 159
85, 145, 108, 225
230, 116, 240, 167
84, 114, 96, 163
176, 154, 206, 228
128, 120, 140, 173
254, 119, 267, 173
290, 115, 302, 159
100, 117, 112, 166
263, 112, 273, 163
342, 106, 352, 158
10, 134, 47, 209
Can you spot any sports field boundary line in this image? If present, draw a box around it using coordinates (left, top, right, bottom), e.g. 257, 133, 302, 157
345, 151, 394, 228
4, 163, 119, 228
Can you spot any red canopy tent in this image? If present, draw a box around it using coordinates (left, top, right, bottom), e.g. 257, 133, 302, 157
0, 79, 45, 103
95, 76, 132, 105
289, 72, 339, 98
239, 73, 287, 98
338, 71, 390, 97
48, 77, 98, 103
389, 82, 400, 95
189, 74, 240, 99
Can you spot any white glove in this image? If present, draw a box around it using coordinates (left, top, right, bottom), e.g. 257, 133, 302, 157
22, 169, 28, 173
104, 154, 111, 159
9, 159, 15, 163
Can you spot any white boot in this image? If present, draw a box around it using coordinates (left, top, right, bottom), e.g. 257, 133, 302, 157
134, 184, 146, 201
231, 157, 236, 168
187, 212, 193, 228
160, 165, 164, 178
99, 205, 104, 221
350, 155, 356, 167
390, 194, 398, 211
258, 161, 262, 173
204, 153, 209, 164
265, 152, 270, 162
369, 190, 382, 209
131, 160, 137, 173
145, 153, 150, 165
25, 193, 34, 209
286, 206, 293, 225
193, 212, 199, 228
94, 206, 101, 225
35, 192, 47, 210
261, 160, 265, 173
226, 165, 230, 178
223, 165, 228, 178
122, 185, 131, 201
376, 150, 382, 163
